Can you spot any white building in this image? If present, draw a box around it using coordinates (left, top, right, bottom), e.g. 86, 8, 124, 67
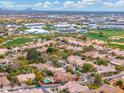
24, 28, 49, 34
54, 23, 76, 33
24, 23, 46, 29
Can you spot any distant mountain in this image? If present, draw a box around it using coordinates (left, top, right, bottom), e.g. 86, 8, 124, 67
0, 8, 38, 14
0, 8, 16, 13
0, 8, 124, 15
0, 8, 8, 11
23, 8, 35, 12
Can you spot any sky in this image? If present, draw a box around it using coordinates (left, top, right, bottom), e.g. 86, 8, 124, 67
0, 0, 124, 11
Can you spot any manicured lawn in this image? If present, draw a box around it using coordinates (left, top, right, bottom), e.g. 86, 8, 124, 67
42, 24, 56, 31
87, 29, 124, 41
109, 43, 124, 50
90, 29, 124, 36
111, 38, 124, 43
87, 29, 124, 50
4, 38, 34, 47
87, 32, 109, 41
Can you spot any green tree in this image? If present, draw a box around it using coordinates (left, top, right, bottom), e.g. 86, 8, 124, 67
61, 49, 71, 59
49, 54, 61, 67
44, 69, 53, 76
95, 59, 109, 66
116, 80, 123, 88
88, 84, 100, 89
98, 32, 104, 37
103, 79, 110, 84
82, 63, 95, 73
47, 47, 57, 53
66, 66, 74, 74
17, 56, 29, 67
26, 79, 33, 86
115, 65, 124, 71
7, 72, 20, 86
83, 45, 94, 52
26, 48, 41, 60
26, 48, 43, 64
94, 74, 102, 85
53, 60, 62, 68
34, 70, 44, 82
80, 35, 87, 42
0, 37, 5, 44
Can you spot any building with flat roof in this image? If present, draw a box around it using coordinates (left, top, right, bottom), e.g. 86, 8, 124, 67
54, 23, 76, 33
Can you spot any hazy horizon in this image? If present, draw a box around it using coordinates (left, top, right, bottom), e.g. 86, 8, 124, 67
0, 0, 124, 12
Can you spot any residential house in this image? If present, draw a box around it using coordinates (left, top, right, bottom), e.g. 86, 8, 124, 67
67, 55, 87, 67
110, 59, 124, 66
54, 71, 78, 83
17, 73, 35, 84
0, 48, 8, 55
58, 81, 90, 93
95, 65, 117, 76
96, 84, 124, 93
0, 73, 10, 87
31, 63, 66, 73
10, 88, 44, 93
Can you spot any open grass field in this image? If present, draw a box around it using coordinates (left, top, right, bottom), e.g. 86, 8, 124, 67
87, 32, 109, 41
0, 33, 57, 48
3, 38, 34, 48
87, 29, 124, 49
87, 29, 124, 40
92, 29, 124, 35
109, 43, 124, 50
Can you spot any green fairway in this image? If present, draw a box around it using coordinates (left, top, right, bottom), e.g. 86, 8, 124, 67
4, 38, 34, 47
90, 29, 124, 36
87, 29, 124, 49
111, 38, 124, 43
87, 32, 109, 41
87, 29, 124, 40
109, 43, 124, 50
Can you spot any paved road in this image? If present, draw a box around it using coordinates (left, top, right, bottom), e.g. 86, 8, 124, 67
0, 84, 61, 93
105, 73, 124, 80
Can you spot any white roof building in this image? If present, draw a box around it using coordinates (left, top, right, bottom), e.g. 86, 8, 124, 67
24, 28, 49, 34
54, 23, 76, 33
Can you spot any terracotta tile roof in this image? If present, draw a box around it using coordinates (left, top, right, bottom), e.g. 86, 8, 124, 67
96, 84, 124, 93
17, 73, 35, 83
58, 81, 90, 93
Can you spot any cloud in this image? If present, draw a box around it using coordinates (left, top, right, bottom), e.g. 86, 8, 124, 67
63, 0, 103, 9
104, 0, 124, 8
0, 0, 123, 11
0, 1, 54, 10
63, 1, 84, 8
33, 1, 60, 9
53, 1, 60, 5
0, 1, 29, 10
0, 0, 103, 10
84, 0, 102, 5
